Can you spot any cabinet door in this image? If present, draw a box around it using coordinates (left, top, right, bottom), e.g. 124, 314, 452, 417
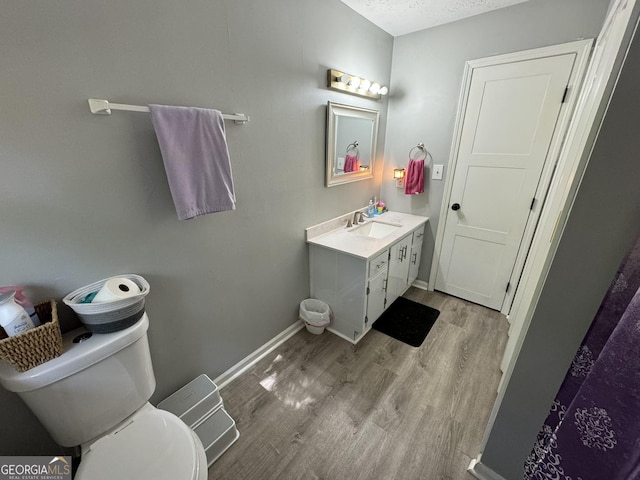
366, 271, 387, 326
387, 233, 412, 305
408, 228, 425, 286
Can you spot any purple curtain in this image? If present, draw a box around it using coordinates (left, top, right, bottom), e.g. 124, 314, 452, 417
524, 235, 640, 480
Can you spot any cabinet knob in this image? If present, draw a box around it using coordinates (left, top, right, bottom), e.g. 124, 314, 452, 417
451, 203, 461, 211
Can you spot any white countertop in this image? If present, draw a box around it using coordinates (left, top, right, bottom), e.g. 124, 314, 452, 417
306, 211, 429, 260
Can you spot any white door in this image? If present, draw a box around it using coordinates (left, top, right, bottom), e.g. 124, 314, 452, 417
434, 54, 576, 310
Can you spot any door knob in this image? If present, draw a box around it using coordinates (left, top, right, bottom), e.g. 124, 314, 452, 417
451, 203, 461, 211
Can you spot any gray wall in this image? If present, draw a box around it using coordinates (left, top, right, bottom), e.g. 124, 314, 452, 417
381, 0, 610, 282
481, 12, 640, 478
0, 0, 392, 455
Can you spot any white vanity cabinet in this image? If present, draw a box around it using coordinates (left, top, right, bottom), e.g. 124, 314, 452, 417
308, 220, 427, 344
308, 246, 389, 343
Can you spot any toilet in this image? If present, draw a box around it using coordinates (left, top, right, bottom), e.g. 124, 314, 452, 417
0, 314, 207, 480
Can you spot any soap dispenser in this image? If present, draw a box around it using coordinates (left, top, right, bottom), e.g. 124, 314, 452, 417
0, 291, 35, 337
367, 199, 375, 217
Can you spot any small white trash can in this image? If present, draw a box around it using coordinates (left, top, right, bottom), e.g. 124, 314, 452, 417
299, 299, 331, 335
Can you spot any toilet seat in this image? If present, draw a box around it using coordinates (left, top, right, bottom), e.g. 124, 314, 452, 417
76, 408, 206, 480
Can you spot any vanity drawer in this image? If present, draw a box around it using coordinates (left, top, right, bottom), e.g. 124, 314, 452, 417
369, 251, 389, 278
412, 226, 425, 246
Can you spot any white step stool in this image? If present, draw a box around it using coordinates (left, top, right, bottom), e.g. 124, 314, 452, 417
158, 374, 239, 467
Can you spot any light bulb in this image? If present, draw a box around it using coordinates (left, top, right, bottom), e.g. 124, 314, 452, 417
379, 86, 389, 95
349, 77, 361, 89
337, 74, 349, 84
361, 79, 371, 91
369, 83, 381, 95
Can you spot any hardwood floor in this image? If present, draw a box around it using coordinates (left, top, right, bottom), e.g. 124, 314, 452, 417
209, 289, 509, 480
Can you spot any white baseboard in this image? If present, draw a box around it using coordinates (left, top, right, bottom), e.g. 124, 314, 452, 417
468, 457, 507, 480
214, 321, 304, 389
412, 280, 429, 290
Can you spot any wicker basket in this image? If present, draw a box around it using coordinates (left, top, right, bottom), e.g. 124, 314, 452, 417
0, 300, 63, 372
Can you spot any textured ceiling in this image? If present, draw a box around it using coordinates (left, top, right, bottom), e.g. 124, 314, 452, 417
340, 0, 529, 36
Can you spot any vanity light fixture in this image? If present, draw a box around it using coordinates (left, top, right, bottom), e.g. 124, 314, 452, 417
328, 69, 389, 100
393, 168, 406, 188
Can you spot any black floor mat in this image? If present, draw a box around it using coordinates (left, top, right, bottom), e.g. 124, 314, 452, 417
372, 297, 440, 347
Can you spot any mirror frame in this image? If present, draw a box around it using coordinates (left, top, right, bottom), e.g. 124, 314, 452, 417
326, 102, 379, 187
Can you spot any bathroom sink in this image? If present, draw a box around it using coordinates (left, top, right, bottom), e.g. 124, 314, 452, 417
349, 221, 401, 239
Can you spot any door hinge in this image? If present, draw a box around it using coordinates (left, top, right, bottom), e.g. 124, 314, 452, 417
530, 197, 536, 210
506, 281, 511, 293
366, 286, 370, 295
365, 315, 368, 325
561, 86, 569, 103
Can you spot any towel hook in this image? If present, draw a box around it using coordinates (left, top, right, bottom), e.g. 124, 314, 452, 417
346, 141, 360, 158
408, 142, 430, 162
409, 143, 429, 160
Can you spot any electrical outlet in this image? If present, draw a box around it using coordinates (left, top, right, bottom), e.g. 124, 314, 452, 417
432, 164, 443, 180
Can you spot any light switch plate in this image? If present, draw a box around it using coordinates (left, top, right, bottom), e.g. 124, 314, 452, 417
432, 164, 443, 180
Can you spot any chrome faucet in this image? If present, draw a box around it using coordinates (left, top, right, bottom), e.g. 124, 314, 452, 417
346, 210, 367, 228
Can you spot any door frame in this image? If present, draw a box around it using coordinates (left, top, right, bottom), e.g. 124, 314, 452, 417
428, 39, 593, 314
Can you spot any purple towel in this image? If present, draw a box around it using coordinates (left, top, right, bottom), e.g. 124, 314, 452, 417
149, 105, 236, 220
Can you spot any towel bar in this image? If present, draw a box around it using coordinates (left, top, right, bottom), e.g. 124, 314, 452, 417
88, 99, 250, 124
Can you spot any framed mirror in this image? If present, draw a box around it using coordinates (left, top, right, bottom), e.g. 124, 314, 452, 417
326, 102, 379, 187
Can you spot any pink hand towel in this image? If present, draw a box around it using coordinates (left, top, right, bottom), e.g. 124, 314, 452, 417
344, 154, 359, 172
404, 158, 425, 195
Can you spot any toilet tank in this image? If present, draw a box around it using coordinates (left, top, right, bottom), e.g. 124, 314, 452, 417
0, 314, 155, 447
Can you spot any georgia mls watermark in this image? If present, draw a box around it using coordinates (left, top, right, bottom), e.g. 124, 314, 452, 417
0, 456, 71, 480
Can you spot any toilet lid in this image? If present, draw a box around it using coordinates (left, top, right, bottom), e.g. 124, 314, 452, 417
76, 409, 202, 480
